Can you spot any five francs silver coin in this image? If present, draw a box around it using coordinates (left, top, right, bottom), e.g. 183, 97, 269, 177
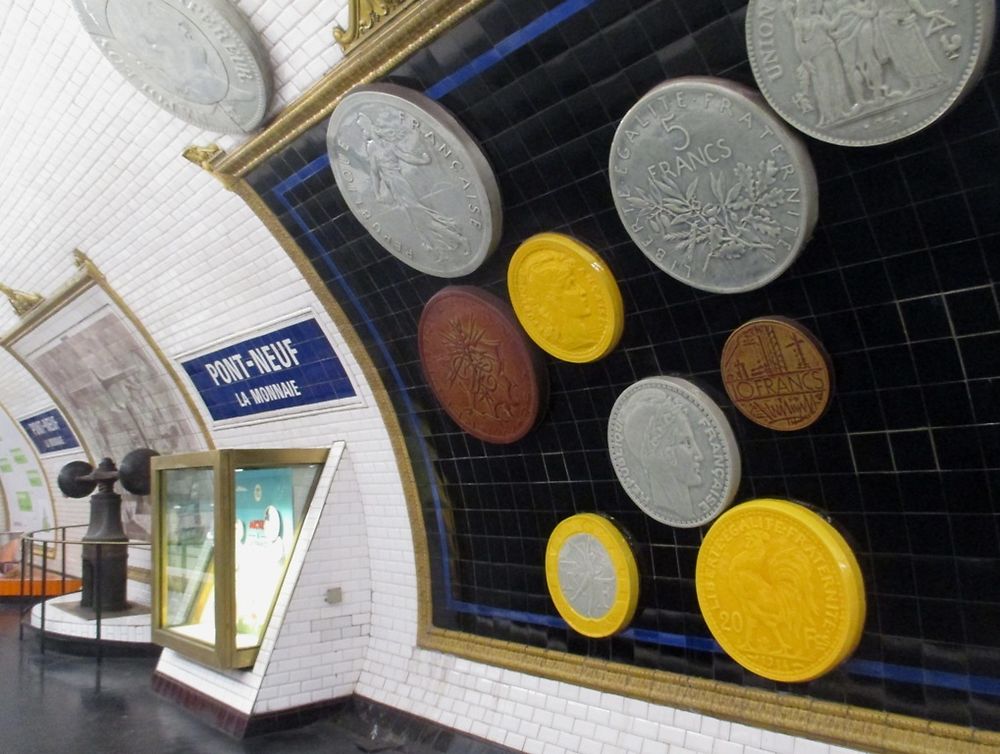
72, 0, 272, 134
609, 77, 818, 294
746, 0, 996, 146
608, 376, 741, 528
327, 84, 503, 278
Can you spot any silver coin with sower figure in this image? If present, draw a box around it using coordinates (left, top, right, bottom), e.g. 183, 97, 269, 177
72, 0, 272, 133
327, 84, 503, 278
608, 376, 741, 528
610, 77, 818, 294
746, 0, 996, 146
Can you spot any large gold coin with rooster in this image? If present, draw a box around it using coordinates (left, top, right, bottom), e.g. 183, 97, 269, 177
696, 498, 865, 682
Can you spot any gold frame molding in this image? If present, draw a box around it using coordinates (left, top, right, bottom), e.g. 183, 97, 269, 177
183, 2, 1000, 752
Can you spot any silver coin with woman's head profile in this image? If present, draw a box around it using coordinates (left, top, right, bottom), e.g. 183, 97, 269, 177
746, 0, 995, 146
72, 0, 272, 133
608, 376, 741, 528
609, 77, 818, 294
327, 84, 503, 278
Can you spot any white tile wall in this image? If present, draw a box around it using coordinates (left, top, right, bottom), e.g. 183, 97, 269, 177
0, 2, 872, 753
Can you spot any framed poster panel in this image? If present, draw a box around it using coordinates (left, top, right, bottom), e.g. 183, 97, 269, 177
2, 256, 212, 541
0, 405, 56, 534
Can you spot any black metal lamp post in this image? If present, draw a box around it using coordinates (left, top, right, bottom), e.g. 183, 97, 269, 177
57, 448, 158, 613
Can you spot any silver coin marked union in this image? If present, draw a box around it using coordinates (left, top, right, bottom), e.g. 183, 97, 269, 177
72, 0, 272, 134
747, 0, 996, 146
608, 376, 741, 528
557, 533, 617, 618
610, 77, 818, 294
327, 84, 503, 278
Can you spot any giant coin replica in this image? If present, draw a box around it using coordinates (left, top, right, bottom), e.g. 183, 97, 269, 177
418, 286, 547, 444
72, 0, 272, 133
721, 317, 833, 431
608, 376, 740, 528
746, 0, 996, 146
546, 513, 640, 638
696, 498, 866, 682
610, 77, 818, 294
328, 84, 503, 278
508, 233, 625, 363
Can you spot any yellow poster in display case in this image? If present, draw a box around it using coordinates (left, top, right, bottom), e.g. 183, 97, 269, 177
151, 448, 328, 670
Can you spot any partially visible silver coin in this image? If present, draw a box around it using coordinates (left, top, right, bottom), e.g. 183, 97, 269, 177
327, 84, 503, 278
557, 533, 617, 618
610, 77, 818, 294
72, 0, 272, 134
747, 0, 995, 146
608, 376, 741, 528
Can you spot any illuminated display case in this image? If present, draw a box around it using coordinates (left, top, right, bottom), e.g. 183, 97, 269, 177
151, 448, 328, 669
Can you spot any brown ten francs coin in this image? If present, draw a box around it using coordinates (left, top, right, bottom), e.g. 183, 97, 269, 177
721, 317, 833, 431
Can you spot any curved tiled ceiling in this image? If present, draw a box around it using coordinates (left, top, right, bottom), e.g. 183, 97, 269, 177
0, 0, 348, 343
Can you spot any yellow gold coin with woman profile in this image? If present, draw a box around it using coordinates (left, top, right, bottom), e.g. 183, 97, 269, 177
508, 233, 624, 363
696, 498, 866, 683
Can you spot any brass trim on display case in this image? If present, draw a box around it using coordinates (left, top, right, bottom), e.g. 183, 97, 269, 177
179, 5, 1000, 752
151, 448, 329, 670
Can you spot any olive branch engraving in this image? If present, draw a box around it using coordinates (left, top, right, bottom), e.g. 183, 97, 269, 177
626, 160, 785, 272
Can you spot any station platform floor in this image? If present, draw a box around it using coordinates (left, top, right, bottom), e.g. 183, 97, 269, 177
0, 603, 510, 754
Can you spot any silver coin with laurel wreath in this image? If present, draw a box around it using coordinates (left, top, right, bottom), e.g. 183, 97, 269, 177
610, 77, 818, 294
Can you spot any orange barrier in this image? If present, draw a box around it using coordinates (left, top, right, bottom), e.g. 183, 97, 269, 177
0, 577, 82, 597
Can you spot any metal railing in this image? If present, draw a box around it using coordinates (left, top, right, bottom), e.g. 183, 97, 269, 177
15, 526, 151, 662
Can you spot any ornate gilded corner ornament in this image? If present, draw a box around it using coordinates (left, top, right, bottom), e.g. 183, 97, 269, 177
0, 284, 44, 317
72, 249, 103, 280
182, 143, 225, 171
334, 0, 420, 54
182, 144, 238, 189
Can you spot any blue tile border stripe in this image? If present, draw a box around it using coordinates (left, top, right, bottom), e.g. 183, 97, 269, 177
265, 0, 1000, 700
425, 0, 601, 101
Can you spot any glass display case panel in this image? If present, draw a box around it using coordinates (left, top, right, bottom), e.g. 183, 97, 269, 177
152, 449, 329, 669
162, 467, 216, 646
233, 463, 321, 648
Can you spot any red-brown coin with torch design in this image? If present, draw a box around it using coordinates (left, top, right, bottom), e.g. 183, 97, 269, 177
419, 286, 548, 444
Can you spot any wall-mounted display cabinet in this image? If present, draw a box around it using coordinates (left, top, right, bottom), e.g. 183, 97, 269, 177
151, 448, 329, 669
